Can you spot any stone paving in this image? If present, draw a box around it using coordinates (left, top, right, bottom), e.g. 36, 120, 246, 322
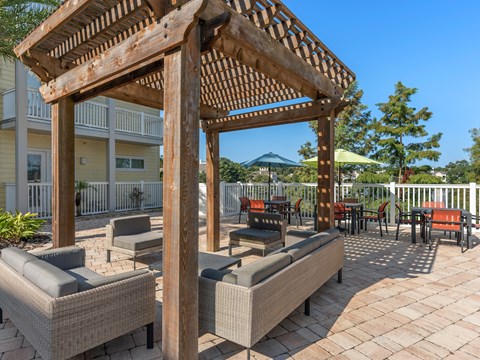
1, 211, 480, 359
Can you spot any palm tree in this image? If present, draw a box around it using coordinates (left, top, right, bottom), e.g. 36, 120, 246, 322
0, 0, 59, 60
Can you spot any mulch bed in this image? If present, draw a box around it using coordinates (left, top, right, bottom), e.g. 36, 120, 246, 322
0, 233, 52, 251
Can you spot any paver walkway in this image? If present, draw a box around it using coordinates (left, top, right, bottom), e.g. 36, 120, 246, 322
1, 212, 480, 359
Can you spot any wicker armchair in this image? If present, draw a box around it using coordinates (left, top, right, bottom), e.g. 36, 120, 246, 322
0, 246, 156, 360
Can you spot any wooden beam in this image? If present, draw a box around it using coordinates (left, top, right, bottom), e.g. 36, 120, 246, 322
14, 0, 93, 57
202, 99, 340, 132
206, 131, 220, 252
22, 49, 227, 118
51, 96, 75, 248
162, 25, 201, 359
203, 0, 340, 99
39, 0, 208, 104
316, 111, 335, 232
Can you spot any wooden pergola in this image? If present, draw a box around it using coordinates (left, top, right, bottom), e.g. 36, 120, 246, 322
15, 0, 354, 358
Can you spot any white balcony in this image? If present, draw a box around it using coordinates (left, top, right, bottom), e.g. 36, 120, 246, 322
2, 88, 163, 139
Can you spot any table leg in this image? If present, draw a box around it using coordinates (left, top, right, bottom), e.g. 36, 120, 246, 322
351, 208, 356, 235
411, 212, 416, 244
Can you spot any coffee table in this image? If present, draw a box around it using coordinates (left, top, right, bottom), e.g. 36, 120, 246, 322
149, 251, 241, 274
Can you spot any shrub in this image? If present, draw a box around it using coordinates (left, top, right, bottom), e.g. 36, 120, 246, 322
356, 172, 390, 184
0, 209, 45, 245
408, 174, 444, 184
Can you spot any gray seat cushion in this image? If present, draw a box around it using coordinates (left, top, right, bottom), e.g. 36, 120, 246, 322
33, 246, 85, 270
66, 266, 103, 282
229, 228, 281, 244
270, 237, 320, 262
232, 253, 291, 288
1, 247, 38, 275
114, 231, 163, 251
75, 269, 149, 292
110, 215, 151, 236
200, 268, 237, 284
24, 259, 78, 297
307, 228, 340, 247
286, 230, 317, 246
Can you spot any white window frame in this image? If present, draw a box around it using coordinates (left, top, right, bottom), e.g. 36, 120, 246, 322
115, 156, 146, 172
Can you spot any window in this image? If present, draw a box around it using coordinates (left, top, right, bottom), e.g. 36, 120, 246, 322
116, 157, 145, 171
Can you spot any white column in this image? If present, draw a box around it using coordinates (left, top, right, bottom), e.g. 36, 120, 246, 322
389, 182, 396, 225
15, 61, 28, 213
107, 98, 116, 212
469, 182, 477, 216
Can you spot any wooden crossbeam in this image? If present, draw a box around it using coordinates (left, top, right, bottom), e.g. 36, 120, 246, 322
39, 0, 208, 104
205, 0, 340, 99
202, 98, 341, 132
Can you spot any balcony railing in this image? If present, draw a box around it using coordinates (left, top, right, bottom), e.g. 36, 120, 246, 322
2, 88, 163, 138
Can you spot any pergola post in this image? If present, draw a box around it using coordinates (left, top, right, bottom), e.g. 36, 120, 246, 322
316, 110, 335, 231
51, 96, 76, 248
206, 131, 220, 252
162, 25, 201, 359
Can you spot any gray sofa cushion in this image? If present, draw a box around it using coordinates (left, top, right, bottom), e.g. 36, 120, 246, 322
24, 260, 78, 297
307, 228, 340, 247
77, 269, 149, 291
66, 266, 103, 282
247, 212, 283, 231
114, 231, 163, 251
1, 247, 38, 275
232, 253, 291, 288
34, 246, 85, 270
272, 237, 320, 262
110, 215, 151, 236
286, 230, 317, 246
200, 268, 237, 284
229, 228, 281, 244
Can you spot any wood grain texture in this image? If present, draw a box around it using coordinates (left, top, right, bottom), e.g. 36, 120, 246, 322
316, 112, 335, 232
162, 24, 201, 360
51, 97, 75, 248
202, 98, 341, 132
206, 131, 220, 252
40, 0, 207, 103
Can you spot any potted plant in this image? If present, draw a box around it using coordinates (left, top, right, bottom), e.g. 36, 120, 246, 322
74, 180, 96, 216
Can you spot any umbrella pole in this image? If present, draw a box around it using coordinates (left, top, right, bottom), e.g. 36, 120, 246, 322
268, 164, 271, 201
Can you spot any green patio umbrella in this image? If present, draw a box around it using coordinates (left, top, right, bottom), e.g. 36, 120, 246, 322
302, 149, 382, 187
242, 152, 303, 200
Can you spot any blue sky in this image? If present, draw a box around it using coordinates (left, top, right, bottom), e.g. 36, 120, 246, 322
197, 0, 480, 166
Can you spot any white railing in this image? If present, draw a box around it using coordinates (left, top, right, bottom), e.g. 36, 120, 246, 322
224, 182, 480, 225
5, 181, 163, 218
2, 89, 162, 137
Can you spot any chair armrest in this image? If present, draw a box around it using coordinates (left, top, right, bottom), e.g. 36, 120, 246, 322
105, 224, 114, 247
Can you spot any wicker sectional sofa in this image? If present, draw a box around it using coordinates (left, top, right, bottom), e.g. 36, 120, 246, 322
0, 246, 156, 360
199, 228, 343, 355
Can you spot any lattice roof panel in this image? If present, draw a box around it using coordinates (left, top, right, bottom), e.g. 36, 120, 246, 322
17, 0, 355, 114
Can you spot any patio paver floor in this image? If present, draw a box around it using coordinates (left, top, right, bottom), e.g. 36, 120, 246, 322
1, 212, 479, 359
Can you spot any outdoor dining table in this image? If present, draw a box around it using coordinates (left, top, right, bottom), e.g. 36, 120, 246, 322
344, 202, 363, 235
411, 207, 472, 248
264, 199, 291, 223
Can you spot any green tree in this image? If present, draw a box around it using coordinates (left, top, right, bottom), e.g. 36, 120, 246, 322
305, 82, 377, 156
465, 128, 480, 182
219, 157, 247, 182
0, 0, 59, 60
408, 174, 444, 184
445, 160, 474, 184
374, 81, 442, 180
355, 172, 390, 184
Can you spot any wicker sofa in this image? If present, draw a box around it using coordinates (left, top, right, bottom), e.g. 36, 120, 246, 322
229, 212, 287, 256
0, 246, 156, 360
199, 228, 343, 356
105, 214, 163, 269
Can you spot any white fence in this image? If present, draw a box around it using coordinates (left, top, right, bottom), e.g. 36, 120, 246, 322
221, 182, 480, 225
2, 89, 163, 137
6, 181, 163, 218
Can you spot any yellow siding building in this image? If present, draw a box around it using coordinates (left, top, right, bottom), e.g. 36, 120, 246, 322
0, 61, 163, 216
